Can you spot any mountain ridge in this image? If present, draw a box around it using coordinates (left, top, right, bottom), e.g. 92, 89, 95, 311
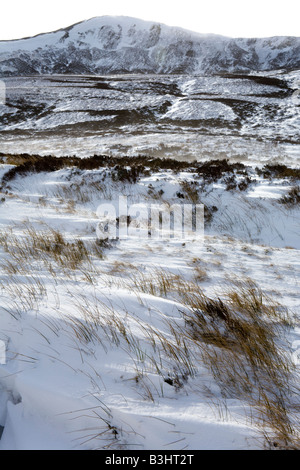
0, 16, 228, 43
0, 16, 300, 76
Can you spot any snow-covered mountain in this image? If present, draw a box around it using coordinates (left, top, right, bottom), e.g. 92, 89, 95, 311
0, 16, 300, 76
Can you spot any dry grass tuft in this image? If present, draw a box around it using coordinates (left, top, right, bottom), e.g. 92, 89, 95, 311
178, 278, 299, 449
0, 222, 103, 274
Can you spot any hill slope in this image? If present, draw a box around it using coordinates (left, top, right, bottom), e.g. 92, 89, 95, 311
0, 16, 300, 76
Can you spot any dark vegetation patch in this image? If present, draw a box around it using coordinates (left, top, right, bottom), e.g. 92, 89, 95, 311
1, 155, 69, 182
110, 80, 184, 97
0, 153, 192, 182
196, 159, 246, 182
0, 98, 51, 126
223, 174, 256, 191
1, 154, 248, 184
142, 81, 184, 97
0, 153, 298, 192
111, 165, 150, 183
209, 97, 259, 123
279, 186, 300, 206
93, 81, 114, 90
219, 73, 293, 98
204, 205, 218, 224
108, 102, 172, 125
256, 164, 300, 180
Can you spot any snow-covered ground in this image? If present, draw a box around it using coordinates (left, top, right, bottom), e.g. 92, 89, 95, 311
0, 160, 299, 450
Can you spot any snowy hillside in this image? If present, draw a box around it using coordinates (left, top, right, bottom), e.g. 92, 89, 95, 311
0, 155, 299, 450
0, 16, 300, 76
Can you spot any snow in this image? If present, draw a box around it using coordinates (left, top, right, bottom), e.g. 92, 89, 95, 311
0, 44, 300, 448
162, 98, 236, 121
0, 161, 299, 450
1, 73, 300, 166
1, 16, 300, 77
0, 16, 216, 56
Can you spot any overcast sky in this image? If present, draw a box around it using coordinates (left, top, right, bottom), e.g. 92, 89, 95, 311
0, 0, 299, 40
